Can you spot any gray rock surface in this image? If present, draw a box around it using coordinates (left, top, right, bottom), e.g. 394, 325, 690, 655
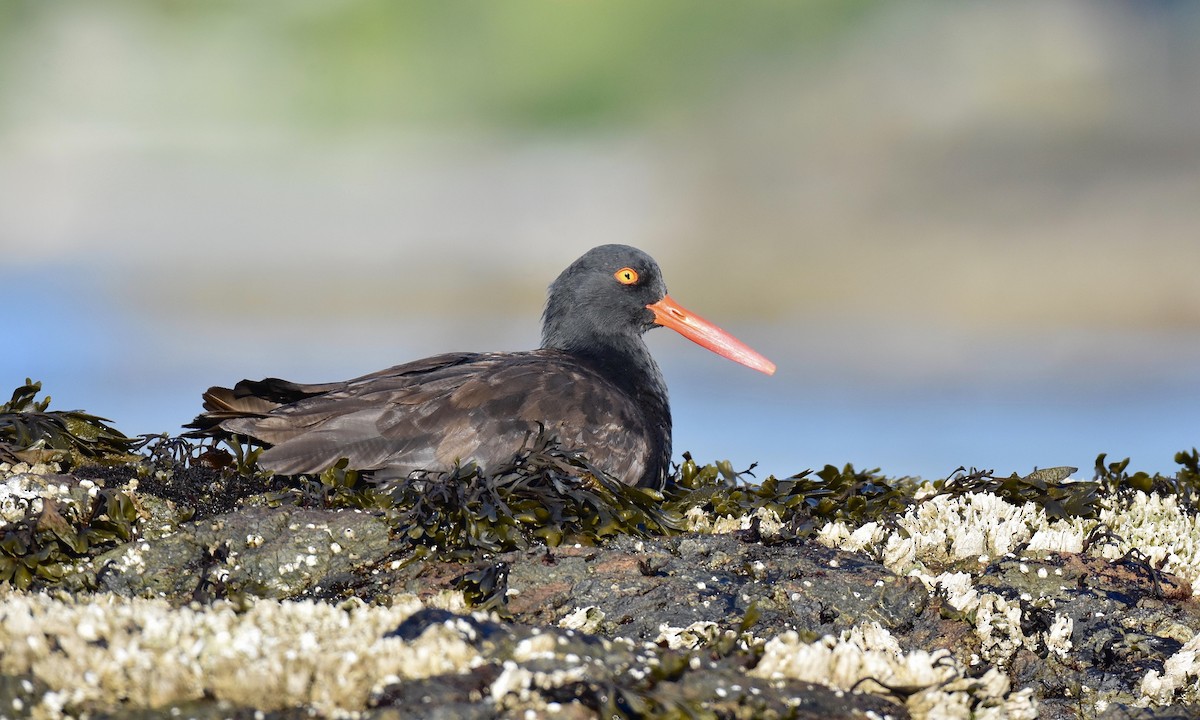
93, 506, 393, 600
2, 462, 1199, 718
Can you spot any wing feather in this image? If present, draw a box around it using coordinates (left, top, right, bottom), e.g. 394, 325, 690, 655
190, 350, 653, 484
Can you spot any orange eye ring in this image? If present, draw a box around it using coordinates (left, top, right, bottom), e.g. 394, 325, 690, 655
614, 267, 639, 285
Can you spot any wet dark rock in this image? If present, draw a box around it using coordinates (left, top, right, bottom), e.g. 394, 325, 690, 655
369, 663, 505, 720
1093, 705, 1200, 719
969, 552, 1200, 712
386, 607, 512, 644
505, 534, 928, 641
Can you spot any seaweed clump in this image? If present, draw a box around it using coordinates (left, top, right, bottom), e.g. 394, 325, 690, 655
1094, 450, 1200, 512
665, 454, 921, 537
929, 465, 1096, 519
0, 380, 137, 467
661, 451, 1200, 542
285, 431, 683, 564
0, 481, 138, 589
4, 379, 1200, 598
0, 381, 144, 589
122, 434, 292, 522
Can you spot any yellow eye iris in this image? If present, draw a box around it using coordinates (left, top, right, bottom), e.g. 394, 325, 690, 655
614, 267, 639, 285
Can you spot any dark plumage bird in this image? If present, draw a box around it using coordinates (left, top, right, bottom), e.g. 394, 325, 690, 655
186, 244, 774, 488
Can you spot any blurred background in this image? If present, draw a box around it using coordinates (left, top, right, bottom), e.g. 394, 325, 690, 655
2, 0, 1198, 480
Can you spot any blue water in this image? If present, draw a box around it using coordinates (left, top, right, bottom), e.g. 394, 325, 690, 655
4, 267, 1197, 481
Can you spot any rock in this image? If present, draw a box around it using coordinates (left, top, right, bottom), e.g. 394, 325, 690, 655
2, 461, 1200, 718
371, 608, 909, 719
93, 506, 393, 600
394, 534, 935, 642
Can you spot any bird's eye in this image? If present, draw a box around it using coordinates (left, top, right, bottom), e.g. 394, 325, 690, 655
614, 267, 639, 285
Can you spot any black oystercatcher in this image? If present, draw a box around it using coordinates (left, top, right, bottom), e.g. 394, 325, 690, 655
187, 244, 774, 488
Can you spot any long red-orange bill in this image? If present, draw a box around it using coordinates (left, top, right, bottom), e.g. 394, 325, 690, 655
647, 295, 776, 375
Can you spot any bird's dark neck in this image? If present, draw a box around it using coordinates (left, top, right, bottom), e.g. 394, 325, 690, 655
544, 335, 673, 488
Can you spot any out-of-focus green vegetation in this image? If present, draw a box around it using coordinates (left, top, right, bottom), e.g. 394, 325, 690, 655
3, 1, 1198, 478
0, 0, 871, 130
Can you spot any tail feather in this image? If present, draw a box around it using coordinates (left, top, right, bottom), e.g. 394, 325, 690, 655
202, 386, 275, 415
231, 377, 342, 405
184, 376, 346, 437
184, 385, 281, 435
